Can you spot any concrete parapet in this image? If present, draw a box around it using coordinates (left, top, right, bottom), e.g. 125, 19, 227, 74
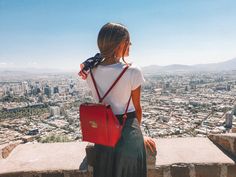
85, 142, 157, 170
208, 133, 236, 158
148, 164, 236, 177
0, 140, 23, 159
0, 170, 92, 177
0, 136, 236, 177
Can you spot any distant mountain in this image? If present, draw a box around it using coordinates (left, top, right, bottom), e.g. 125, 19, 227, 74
1, 58, 236, 75
140, 65, 163, 74
194, 58, 236, 71
142, 58, 236, 74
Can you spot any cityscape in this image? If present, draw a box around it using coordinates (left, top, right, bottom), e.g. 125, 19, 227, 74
1, 1, 236, 176
1, 68, 236, 145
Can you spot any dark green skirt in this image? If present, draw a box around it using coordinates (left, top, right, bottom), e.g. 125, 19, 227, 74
93, 112, 147, 177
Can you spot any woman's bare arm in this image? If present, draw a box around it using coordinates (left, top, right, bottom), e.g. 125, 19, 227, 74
131, 85, 157, 153
131, 85, 142, 125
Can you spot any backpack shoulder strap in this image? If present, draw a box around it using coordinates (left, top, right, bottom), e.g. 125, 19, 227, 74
90, 69, 102, 101
90, 65, 129, 103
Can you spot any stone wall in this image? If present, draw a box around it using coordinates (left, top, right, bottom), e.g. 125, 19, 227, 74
0, 140, 22, 159
1, 134, 236, 177
208, 133, 236, 158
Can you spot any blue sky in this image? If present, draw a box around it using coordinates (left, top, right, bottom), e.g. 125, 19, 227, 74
0, 0, 236, 71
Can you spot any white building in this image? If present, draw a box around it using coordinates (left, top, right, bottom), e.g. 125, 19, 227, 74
21, 81, 29, 94
50, 106, 60, 117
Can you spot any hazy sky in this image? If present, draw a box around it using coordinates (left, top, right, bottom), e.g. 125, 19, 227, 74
0, 0, 236, 71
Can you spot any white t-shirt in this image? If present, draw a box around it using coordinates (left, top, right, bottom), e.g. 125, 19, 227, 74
86, 62, 145, 115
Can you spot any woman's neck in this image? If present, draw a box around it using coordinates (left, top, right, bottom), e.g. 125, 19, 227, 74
100, 58, 120, 66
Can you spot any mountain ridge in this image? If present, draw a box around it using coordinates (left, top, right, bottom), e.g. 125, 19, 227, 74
142, 57, 236, 74
1, 58, 236, 74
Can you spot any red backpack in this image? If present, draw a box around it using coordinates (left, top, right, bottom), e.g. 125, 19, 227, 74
79, 65, 131, 147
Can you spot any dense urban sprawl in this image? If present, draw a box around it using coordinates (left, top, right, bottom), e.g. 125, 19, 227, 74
0, 70, 236, 145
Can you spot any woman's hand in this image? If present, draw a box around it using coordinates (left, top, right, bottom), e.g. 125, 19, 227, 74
78, 64, 89, 80
144, 136, 157, 155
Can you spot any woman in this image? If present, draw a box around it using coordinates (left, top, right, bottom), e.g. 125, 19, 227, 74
79, 22, 156, 177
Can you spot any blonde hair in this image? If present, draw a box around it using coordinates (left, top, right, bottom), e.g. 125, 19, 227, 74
97, 22, 130, 64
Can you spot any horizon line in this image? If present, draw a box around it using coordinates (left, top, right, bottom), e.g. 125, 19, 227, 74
0, 56, 235, 71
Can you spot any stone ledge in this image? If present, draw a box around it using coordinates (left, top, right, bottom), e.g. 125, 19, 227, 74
208, 133, 236, 158
149, 163, 236, 177
0, 142, 88, 175
1, 136, 236, 177
0, 140, 23, 159
155, 137, 235, 166
1, 164, 235, 177
85, 142, 157, 169
0, 170, 92, 177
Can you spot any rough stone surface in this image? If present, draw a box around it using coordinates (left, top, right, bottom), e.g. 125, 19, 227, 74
170, 164, 190, 177
0, 140, 22, 159
208, 133, 236, 156
67, 171, 92, 177
227, 165, 236, 177
41, 173, 64, 177
147, 168, 163, 177
154, 137, 235, 166
85, 142, 157, 169
1, 137, 236, 177
195, 164, 221, 177
146, 143, 157, 169
85, 144, 95, 167
0, 173, 25, 177
0, 142, 88, 175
